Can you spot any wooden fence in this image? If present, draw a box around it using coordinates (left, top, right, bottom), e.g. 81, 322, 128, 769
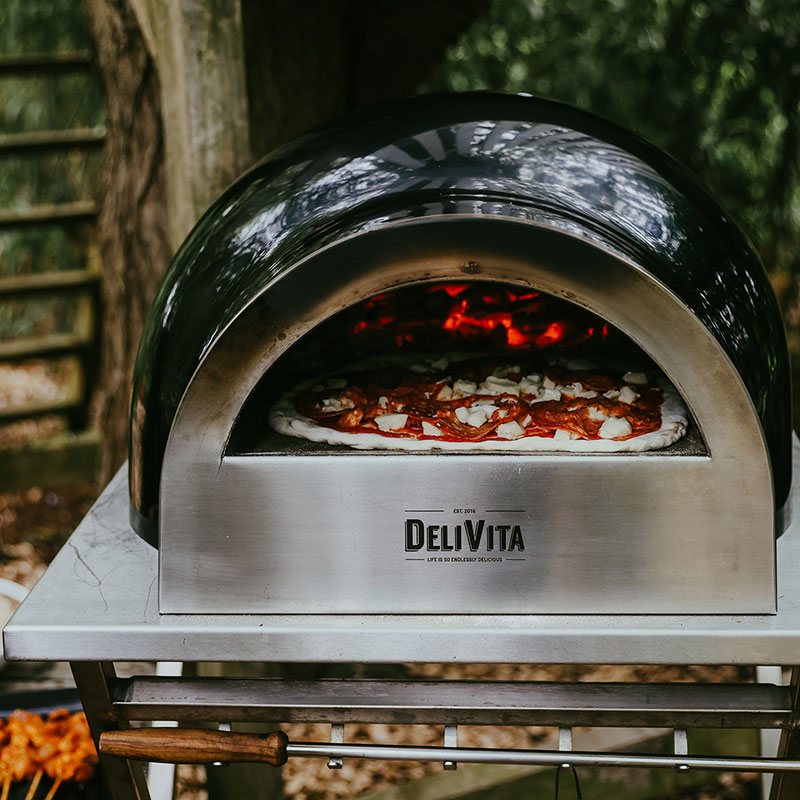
0, 52, 102, 489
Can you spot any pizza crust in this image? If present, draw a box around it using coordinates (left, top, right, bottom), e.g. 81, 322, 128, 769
268, 356, 688, 453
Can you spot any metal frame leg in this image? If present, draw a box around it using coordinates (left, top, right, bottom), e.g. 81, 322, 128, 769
71, 661, 151, 800
770, 666, 800, 800
758, 666, 784, 800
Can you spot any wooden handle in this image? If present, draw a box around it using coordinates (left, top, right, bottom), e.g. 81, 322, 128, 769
99, 728, 289, 766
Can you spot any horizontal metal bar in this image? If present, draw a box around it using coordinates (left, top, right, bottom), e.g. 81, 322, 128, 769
0, 268, 99, 296
0, 127, 105, 154
0, 201, 97, 227
115, 677, 794, 729
0, 53, 94, 74
286, 741, 800, 773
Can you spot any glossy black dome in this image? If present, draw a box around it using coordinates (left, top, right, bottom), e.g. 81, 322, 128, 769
130, 92, 791, 542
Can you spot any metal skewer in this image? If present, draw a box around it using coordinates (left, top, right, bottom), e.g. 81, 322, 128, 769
99, 728, 800, 774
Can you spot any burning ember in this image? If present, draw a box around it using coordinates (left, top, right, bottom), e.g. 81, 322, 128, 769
265, 281, 629, 398
349, 283, 612, 352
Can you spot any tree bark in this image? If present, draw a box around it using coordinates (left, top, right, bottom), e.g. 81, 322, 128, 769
83, 0, 171, 484
130, 0, 252, 249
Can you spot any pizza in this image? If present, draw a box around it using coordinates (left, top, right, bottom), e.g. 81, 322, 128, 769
268, 354, 688, 452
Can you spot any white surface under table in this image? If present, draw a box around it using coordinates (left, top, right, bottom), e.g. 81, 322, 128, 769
5, 441, 800, 666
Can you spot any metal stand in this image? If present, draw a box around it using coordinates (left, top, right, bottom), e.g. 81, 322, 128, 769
7, 444, 800, 799
770, 667, 800, 799
55, 664, 800, 798
70, 662, 150, 800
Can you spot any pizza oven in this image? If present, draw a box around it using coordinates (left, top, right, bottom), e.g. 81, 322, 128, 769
129, 93, 791, 616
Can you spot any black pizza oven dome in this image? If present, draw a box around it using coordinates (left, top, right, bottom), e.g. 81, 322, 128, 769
130, 92, 791, 550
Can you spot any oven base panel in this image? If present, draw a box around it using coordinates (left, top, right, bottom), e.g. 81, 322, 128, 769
159, 451, 776, 614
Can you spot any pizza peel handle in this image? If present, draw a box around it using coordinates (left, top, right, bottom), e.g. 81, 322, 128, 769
99, 728, 289, 766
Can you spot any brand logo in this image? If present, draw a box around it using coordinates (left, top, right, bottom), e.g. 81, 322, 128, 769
404, 518, 525, 553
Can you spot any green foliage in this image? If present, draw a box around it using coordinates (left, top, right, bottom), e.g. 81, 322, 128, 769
425, 0, 800, 280
1, 73, 104, 134
1, 151, 102, 211
0, 0, 93, 56
0, 225, 92, 278
0, 294, 79, 340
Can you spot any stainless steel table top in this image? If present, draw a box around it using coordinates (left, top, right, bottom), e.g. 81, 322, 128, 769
5, 440, 800, 665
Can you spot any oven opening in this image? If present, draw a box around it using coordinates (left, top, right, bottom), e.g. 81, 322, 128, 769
227, 281, 705, 456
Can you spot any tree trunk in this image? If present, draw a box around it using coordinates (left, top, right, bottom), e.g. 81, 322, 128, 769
129, 0, 251, 249
83, 0, 171, 484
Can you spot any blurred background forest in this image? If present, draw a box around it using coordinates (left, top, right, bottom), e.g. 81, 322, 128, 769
428, 0, 800, 320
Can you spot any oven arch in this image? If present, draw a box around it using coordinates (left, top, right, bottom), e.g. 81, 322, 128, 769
162, 215, 768, 481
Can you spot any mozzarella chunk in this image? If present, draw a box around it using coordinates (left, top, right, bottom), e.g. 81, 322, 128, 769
553, 429, 571, 441
598, 416, 633, 439
455, 406, 471, 423
520, 414, 531, 427
326, 377, 347, 389
465, 407, 489, 427
543, 376, 557, 389
430, 357, 449, 370
604, 389, 620, 400
568, 382, 584, 396
421, 421, 443, 437
320, 396, 354, 412
587, 406, 607, 422
618, 385, 640, 404
473, 402, 500, 420
495, 420, 525, 439
518, 378, 538, 395
378, 395, 388, 409
537, 388, 562, 402
525, 373, 542, 383
453, 379, 477, 397
375, 413, 408, 431
623, 371, 648, 384
478, 376, 521, 396
436, 384, 453, 400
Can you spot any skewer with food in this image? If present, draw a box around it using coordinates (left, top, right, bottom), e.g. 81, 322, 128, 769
0, 710, 97, 800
